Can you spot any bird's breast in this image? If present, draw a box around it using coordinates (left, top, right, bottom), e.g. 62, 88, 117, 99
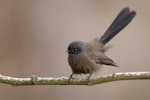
68, 54, 99, 74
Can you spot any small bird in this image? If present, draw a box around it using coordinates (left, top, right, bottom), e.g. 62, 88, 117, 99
67, 7, 136, 81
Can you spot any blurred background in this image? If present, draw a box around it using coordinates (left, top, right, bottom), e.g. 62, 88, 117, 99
0, 0, 150, 100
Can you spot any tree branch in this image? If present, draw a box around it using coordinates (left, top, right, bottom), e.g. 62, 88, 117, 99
0, 72, 150, 86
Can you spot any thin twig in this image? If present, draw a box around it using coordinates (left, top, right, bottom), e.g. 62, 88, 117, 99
0, 72, 150, 86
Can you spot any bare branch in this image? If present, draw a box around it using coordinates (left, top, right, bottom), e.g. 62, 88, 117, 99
0, 72, 150, 86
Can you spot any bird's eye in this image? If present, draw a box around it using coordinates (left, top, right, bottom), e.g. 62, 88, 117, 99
67, 47, 81, 54
74, 48, 78, 51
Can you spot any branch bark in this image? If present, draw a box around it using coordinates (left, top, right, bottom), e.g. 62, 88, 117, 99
0, 72, 150, 86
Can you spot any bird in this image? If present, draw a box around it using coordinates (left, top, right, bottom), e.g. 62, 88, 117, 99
67, 7, 136, 81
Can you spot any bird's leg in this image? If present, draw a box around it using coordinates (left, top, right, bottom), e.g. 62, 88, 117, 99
86, 73, 92, 81
68, 73, 74, 81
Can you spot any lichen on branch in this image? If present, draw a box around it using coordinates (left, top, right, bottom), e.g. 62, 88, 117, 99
0, 72, 150, 86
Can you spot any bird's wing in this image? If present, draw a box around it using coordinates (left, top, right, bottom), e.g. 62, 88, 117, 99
93, 53, 118, 67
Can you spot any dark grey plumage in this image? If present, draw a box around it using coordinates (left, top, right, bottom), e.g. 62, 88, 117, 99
100, 7, 136, 44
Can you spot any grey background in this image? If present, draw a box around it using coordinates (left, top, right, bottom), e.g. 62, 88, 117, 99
0, 0, 150, 100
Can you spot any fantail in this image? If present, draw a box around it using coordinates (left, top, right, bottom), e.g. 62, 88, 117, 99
67, 7, 136, 80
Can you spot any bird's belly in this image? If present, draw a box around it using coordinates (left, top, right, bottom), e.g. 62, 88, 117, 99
68, 56, 99, 74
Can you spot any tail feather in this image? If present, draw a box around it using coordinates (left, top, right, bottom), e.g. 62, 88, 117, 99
100, 7, 136, 45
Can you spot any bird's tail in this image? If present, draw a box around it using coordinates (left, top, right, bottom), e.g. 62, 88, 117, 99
99, 7, 136, 45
